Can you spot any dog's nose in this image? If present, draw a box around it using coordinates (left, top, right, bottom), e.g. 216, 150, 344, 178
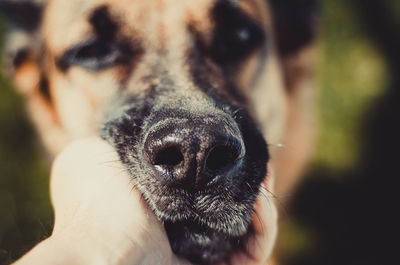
143, 120, 244, 189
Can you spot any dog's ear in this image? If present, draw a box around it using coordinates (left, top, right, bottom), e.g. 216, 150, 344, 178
1, 1, 65, 156
269, 0, 319, 57
268, 0, 320, 196
0, 0, 46, 95
0, 0, 43, 33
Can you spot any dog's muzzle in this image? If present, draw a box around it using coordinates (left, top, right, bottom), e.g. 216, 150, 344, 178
100, 94, 269, 264
143, 116, 245, 190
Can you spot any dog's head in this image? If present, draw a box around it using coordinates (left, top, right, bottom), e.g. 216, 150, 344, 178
1, 0, 318, 263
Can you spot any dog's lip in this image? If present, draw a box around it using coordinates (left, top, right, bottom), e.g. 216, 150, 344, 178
164, 219, 234, 243
145, 185, 254, 236
165, 220, 236, 264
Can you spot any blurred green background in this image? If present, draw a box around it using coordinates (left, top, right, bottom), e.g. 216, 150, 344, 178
0, 25, 53, 265
0, 0, 398, 264
0, 17, 52, 265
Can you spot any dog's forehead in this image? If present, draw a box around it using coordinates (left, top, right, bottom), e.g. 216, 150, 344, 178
44, 0, 271, 52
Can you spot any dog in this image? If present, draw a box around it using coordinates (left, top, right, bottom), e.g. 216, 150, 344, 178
0, 0, 318, 264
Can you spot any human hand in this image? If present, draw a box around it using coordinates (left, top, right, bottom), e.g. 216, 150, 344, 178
15, 137, 277, 265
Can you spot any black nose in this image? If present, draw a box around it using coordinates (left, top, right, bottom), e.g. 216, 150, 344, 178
143, 120, 245, 189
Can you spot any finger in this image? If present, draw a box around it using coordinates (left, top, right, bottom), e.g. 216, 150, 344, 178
50, 137, 118, 205
253, 166, 277, 236
49, 138, 180, 263
230, 168, 278, 265
50, 137, 153, 233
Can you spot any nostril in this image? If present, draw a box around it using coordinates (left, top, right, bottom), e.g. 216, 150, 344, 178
205, 145, 240, 173
144, 119, 245, 188
153, 146, 184, 167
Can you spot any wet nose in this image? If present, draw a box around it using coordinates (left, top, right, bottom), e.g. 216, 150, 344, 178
143, 120, 245, 189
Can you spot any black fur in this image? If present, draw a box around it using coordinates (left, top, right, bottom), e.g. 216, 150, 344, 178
100, 78, 269, 264
1, 0, 318, 264
39, 75, 51, 102
188, 0, 269, 107
56, 6, 142, 73
210, 1, 266, 64
90, 5, 118, 42
0, 1, 44, 74
97, 2, 271, 264
12, 48, 29, 68
269, 0, 319, 56
0, 0, 43, 32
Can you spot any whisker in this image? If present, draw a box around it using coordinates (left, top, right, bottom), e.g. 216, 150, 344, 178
252, 207, 265, 236
232, 107, 244, 118
246, 181, 255, 193
266, 143, 285, 149
258, 189, 275, 217
99, 159, 123, 164
260, 186, 290, 219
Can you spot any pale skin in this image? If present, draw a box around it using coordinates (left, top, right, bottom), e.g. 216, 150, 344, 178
13, 138, 277, 265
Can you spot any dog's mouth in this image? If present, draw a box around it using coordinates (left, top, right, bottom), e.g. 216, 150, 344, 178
152, 180, 261, 263
141, 170, 260, 264
165, 219, 252, 264
100, 96, 269, 264
145, 184, 255, 235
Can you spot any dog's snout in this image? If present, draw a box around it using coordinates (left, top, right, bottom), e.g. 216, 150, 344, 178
153, 145, 184, 168
143, 119, 244, 189
205, 144, 241, 173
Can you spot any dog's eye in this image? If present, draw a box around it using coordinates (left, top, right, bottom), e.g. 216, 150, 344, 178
211, 23, 265, 63
58, 40, 124, 71
71, 40, 122, 70
210, 3, 265, 64
76, 42, 114, 61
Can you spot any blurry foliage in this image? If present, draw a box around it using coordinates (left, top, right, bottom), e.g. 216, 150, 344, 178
0, 19, 52, 265
315, 0, 387, 171
277, 0, 389, 263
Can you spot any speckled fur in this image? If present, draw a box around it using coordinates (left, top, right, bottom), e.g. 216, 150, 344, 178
1, 0, 318, 264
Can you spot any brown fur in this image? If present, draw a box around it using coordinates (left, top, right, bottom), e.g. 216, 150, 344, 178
2, 0, 318, 263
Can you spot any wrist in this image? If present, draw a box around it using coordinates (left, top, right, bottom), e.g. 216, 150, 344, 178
14, 223, 144, 265
50, 207, 175, 265
50, 220, 147, 265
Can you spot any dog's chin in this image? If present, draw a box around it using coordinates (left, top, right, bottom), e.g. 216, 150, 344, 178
140, 185, 256, 264
138, 178, 257, 234
164, 220, 249, 265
